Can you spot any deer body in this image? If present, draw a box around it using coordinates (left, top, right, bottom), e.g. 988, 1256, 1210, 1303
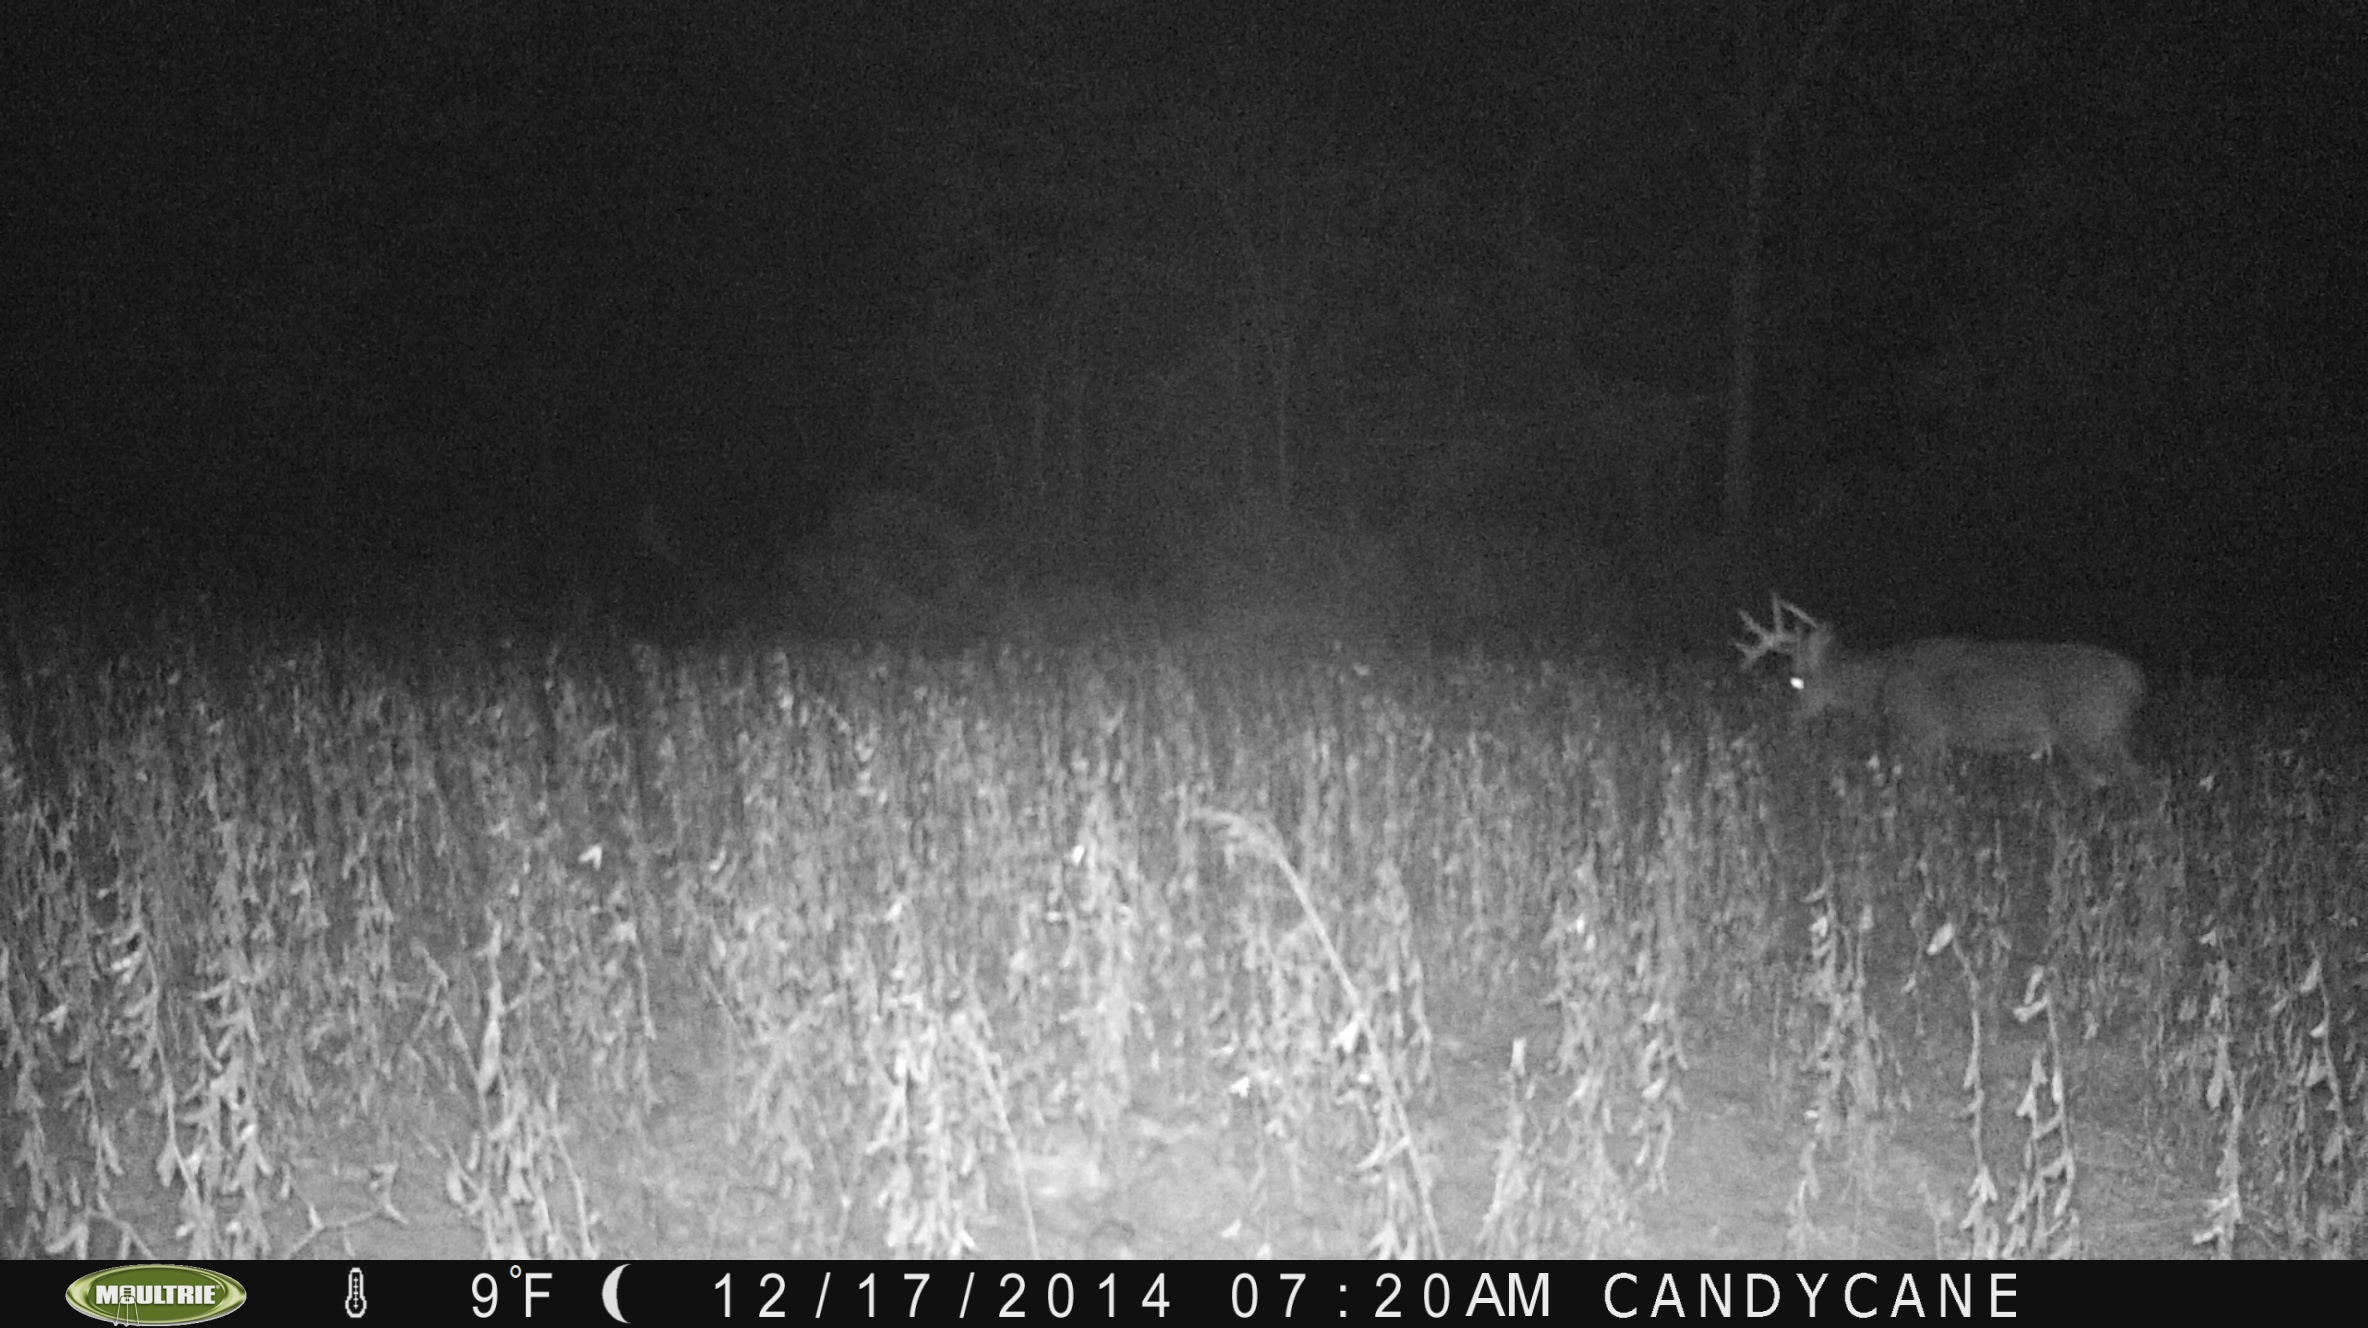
1740, 599, 2147, 787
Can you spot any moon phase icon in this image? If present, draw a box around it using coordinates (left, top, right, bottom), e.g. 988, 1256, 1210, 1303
602, 1264, 631, 1323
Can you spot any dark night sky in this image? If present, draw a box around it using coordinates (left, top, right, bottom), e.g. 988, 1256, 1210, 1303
9, 1, 2363, 669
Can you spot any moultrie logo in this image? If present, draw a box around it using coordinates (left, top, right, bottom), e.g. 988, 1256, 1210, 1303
65, 1264, 248, 1324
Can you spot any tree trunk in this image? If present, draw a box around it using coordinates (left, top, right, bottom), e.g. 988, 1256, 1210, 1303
1722, 2, 1849, 537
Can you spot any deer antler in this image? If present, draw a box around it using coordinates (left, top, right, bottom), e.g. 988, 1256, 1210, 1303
1770, 597, 1824, 635
1735, 596, 1795, 671
1735, 594, 1824, 671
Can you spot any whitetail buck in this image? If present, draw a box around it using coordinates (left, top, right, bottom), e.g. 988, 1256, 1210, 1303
1736, 596, 2147, 787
